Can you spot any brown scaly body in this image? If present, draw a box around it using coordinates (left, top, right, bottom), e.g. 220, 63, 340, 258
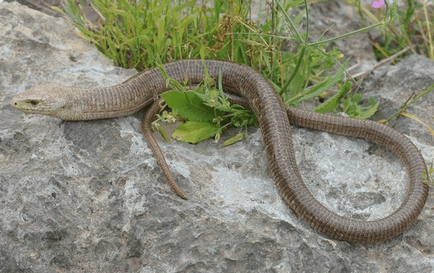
11, 60, 429, 243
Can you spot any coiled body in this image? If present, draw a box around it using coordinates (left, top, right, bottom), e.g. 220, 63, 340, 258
11, 60, 429, 243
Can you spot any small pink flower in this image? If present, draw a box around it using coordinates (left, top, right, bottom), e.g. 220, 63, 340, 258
372, 0, 385, 8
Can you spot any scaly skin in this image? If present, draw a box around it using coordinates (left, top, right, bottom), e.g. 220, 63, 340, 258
11, 60, 429, 243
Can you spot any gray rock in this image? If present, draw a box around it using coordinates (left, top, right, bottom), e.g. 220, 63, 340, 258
4, 0, 63, 17
1, 1, 434, 272
362, 54, 434, 145
307, 0, 377, 72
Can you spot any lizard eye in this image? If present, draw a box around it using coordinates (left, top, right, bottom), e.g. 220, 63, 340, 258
27, 99, 39, 106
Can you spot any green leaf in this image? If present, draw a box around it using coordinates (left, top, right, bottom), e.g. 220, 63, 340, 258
156, 16, 166, 52
341, 94, 379, 119
222, 133, 246, 146
288, 59, 350, 105
314, 81, 351, 113
153, 122, 170, 142
160, 91, 215, 121
354, 101, 379, 119
172, 121, 220, 144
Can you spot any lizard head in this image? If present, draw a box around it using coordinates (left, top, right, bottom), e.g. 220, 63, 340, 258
11, 83, 73, 119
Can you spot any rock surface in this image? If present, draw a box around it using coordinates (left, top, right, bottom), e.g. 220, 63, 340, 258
1, 2, 434, 272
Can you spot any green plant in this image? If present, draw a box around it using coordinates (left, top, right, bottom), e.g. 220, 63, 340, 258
347, 0, 434, 60
341, 92, 379, 119
157, 67, 256, 144
55, 0, 396, 144
423, 162, 434, 185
